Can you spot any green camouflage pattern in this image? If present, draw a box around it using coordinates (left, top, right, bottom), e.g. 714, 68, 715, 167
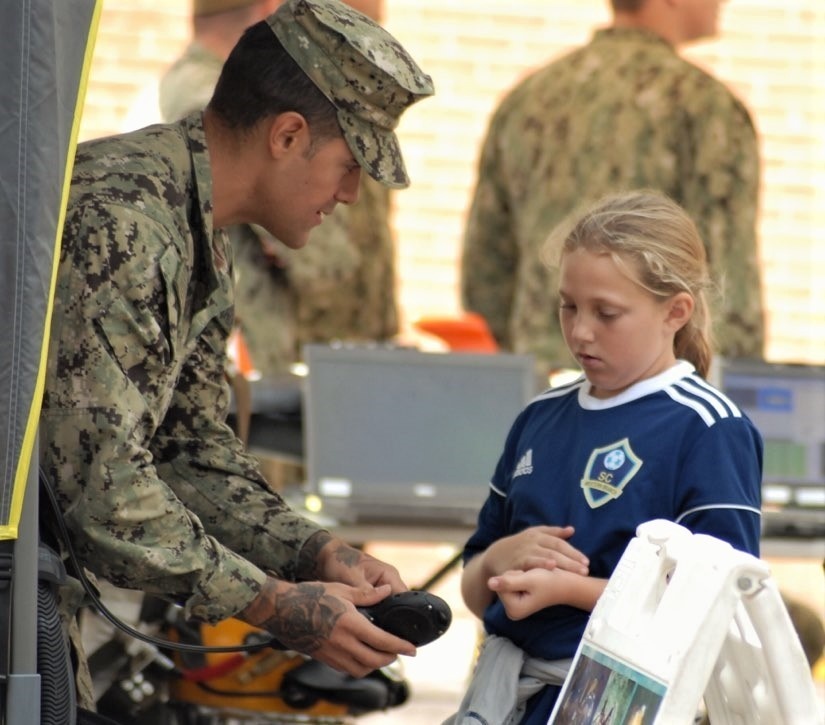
268, 0, 434, 188
235, 176, 397, 375
290, 177, 396, 353
159, 41, 221, 122
462, 28, 764, 372
160, 41, 398, 375
40, 115, 322, 623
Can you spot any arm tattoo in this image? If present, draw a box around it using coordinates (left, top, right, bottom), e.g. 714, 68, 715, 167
297, 531, 333, 579
297, 531, 363, 580
259, 581, 347, 654
331, 543, 363, 568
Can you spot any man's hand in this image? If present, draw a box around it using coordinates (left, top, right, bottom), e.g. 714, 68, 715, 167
238, 577, 416, 677
297, 531, 408, 593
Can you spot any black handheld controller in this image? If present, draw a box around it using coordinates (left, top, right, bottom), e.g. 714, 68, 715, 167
359, 590, 452, 647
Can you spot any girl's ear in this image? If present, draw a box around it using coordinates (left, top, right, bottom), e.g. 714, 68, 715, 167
666, 291, 694, 332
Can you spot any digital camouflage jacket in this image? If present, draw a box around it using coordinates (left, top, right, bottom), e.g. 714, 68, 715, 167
41, 115, 322, 623
462, 27, 764, 372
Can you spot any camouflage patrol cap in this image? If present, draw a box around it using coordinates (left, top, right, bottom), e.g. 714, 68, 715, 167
267, 0, 434, 188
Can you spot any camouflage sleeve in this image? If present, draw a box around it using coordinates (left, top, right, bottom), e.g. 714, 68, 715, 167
41, 206, 320, 624
151, 318, 324, 610
460, 113, 520, 350
40, 330, 268, 623
680, 93, 764, 360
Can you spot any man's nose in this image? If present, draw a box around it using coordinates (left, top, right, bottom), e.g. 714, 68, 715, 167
336, 168, 361, 205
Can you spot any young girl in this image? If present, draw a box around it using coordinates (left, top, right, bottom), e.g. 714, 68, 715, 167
445, 190, 763, 725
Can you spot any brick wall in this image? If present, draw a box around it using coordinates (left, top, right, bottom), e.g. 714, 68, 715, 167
79, 0, 825, 365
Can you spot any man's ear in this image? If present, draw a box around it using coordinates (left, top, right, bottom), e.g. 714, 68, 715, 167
267, 112, 309, 158
666, 291, 695, 332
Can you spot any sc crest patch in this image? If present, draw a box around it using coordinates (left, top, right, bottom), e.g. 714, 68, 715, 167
581, 438, 642, 509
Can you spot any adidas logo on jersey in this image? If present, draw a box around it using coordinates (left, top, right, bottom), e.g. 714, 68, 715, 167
513, 449, 533, 478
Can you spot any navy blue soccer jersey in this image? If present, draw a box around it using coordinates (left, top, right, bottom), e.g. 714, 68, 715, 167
464, 361, 763, 666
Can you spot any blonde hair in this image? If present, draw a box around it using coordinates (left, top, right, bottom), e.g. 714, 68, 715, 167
544, 189, 714, 377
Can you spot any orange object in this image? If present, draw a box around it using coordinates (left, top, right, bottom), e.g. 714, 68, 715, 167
167, 618, 350, 719
414, 312, 499, 353
227, 326, 257, 378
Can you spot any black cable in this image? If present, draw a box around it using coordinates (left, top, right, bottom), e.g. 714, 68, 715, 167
39, 468, 283, 655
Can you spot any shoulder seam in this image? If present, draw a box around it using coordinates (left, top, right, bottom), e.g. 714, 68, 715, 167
664, 377, 743, 426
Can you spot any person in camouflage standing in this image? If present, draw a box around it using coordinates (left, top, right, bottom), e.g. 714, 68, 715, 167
40, 0, 433, 708
160, 0, 397, 377
461, 0, 764, 376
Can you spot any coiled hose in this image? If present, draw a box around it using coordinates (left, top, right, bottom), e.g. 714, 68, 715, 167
38, 546, 76, 725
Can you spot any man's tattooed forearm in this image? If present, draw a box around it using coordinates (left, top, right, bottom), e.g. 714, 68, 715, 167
297, 531, 364, 580
297, 531, 333, 579
259, 581, 347, 654
333, 543, 362, 568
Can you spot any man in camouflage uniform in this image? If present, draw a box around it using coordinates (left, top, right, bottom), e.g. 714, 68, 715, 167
462, 0, 764, 375
160, 0, 397, 377
40, 0, 433, 707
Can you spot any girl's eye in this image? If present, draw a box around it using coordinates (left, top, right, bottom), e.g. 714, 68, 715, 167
598, 310, 619, 320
